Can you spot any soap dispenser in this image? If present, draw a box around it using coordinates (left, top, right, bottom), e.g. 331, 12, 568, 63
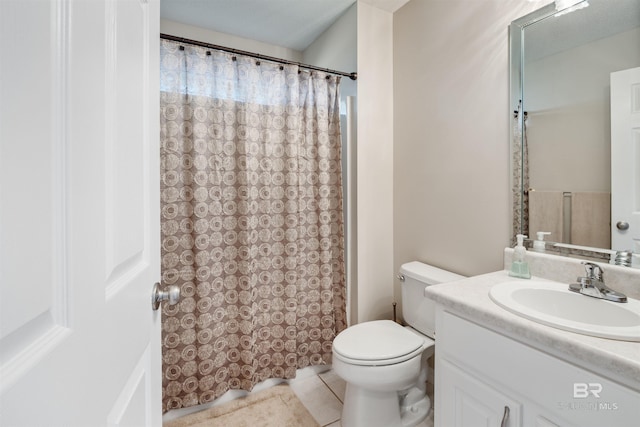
510, 234, 531, 279
533, 231, 551, 253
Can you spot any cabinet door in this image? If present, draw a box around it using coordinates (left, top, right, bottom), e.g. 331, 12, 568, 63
438, 359, 522, 427
436, 309, 640, 427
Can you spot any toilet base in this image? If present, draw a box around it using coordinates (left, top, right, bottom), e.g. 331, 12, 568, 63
340, 384, 431, 427
341, 383, 402, 427
400, 394, 430, 427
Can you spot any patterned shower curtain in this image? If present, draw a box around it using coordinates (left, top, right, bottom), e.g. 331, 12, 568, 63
512, 102, 529, 244
159, 39, 347, 413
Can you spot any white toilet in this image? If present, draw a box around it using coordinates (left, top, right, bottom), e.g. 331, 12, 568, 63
332, 261, 465, 427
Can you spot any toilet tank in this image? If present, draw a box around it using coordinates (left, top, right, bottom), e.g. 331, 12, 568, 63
400, 261, 465, 338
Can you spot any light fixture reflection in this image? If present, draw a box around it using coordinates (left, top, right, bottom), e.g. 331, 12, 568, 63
555, 0, 589, 16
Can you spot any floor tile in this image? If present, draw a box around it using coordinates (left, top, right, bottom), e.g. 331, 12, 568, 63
318, 370, 346, 402
305, 370, 435, 427
289, 374, 343, 426
166, 368, 432, 427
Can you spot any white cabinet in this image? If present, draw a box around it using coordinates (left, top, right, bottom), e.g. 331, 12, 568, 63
435, 308, 640, 427
438, 358, 521, 427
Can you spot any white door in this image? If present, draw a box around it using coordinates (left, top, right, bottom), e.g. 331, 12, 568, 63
611, 67, 640, 253
0, 1, 162, 425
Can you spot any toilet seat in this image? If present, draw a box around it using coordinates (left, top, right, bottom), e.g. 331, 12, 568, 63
333, 320, 427, 366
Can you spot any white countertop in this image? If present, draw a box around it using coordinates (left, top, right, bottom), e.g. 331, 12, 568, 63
424, 270, 640, 391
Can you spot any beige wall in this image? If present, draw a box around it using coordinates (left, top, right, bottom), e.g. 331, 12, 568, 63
356, 2, 395, 323
392, 0, 545, 320
304, 4, 357, 85
160, 19, 303, 62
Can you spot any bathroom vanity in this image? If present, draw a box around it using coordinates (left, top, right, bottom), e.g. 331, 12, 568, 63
425, 251, 640, 427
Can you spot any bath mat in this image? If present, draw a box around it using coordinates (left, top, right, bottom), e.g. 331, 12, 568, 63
163, 384, 320, 427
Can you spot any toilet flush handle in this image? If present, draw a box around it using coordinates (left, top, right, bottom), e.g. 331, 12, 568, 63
397, 274, 405, 282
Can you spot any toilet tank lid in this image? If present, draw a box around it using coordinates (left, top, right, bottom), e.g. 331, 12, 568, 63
400, 261, 465, 284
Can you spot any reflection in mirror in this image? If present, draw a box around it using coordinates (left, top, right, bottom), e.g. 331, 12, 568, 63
510, 0, 640, 264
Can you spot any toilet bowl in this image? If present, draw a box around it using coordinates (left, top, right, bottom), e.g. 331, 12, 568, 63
333, 320, 434, 427
332, 262, 464, 427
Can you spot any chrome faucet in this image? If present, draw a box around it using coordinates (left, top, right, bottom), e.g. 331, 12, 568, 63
569, 262, 627, 303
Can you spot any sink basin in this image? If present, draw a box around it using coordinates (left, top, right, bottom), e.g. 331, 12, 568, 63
489, 280, 640, 341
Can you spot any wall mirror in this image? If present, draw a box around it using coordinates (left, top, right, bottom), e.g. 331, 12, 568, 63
510, 0, 640, 263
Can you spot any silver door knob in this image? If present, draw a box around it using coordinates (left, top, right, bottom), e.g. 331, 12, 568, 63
616, 221, 630, 231
151, 282, 180, 311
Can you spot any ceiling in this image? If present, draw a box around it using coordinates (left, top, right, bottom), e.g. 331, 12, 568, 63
161, 0, 356, 51
160, 0, 411, 51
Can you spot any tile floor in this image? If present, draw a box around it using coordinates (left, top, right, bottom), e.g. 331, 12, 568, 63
163, 365, 435, 427
288, 367, 434, 427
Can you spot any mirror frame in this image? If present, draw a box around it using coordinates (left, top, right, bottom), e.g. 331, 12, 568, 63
509, 1, 614, 263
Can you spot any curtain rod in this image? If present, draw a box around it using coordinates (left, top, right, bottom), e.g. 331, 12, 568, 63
160, 33, 357, 81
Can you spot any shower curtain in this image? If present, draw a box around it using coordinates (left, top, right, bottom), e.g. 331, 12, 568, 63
159, 40, 347, 412
512, 102, 529, 244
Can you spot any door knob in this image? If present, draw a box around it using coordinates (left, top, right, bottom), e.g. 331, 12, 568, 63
616, 221, 630, 231
151, 282, 180, 311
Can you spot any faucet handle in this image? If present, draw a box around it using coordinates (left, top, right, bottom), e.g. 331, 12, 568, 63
581, 262, 603, 281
